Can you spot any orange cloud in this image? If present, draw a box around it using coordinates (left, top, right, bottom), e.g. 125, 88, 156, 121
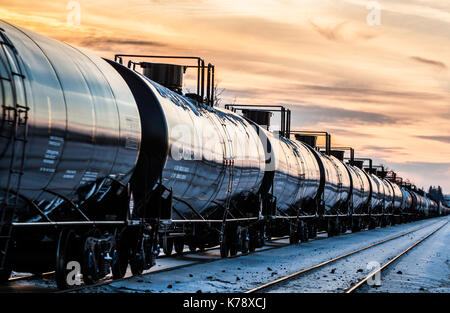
1, 0, 449, 191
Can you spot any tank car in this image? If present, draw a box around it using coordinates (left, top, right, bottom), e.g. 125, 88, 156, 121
346, 164, 371, 231
0, 20, 142, 286
0, 21, 268, 285
400, 186, 414, 222
0, 21, 444, 290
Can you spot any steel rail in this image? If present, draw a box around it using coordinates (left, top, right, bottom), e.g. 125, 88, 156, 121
345, 221, 448, 293
7, 271, 54, 282
57, 235, 293, 293
245, 219, 444, 293
4, 235, 292, 288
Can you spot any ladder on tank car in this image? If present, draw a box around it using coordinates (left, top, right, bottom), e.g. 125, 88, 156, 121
0, 28, 29, 271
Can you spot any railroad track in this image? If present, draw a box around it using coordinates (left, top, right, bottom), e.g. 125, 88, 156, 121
245, 219, 447, 293
1, 230, 334, 288
345, 221, 447, 293
8, 271, 54, 282
63, 235, 297, 293
1, 235, 293, 292
4, 219, 442, 293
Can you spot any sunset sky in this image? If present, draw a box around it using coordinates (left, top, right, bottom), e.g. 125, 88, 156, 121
1, 0, 449, 192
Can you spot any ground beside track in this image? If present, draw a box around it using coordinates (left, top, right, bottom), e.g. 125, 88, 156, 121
262, 220, 448, 293
355, 218, 450, 293
75, 216, 449, 293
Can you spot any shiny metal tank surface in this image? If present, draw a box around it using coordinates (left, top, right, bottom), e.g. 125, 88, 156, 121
368, 174, 385, 213
116, 68, 267, 219
319, 155, 351, 214
400, 187, 413, 213
261, 130, 321, 215
381, 179, 394, 213
0, 21, 141, 222
429, 199, 438, 216
387, 181, 403, 213
347, 165, 370, 213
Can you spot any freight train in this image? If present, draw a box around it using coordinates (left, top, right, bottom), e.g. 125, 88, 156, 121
0, 21, 447, 289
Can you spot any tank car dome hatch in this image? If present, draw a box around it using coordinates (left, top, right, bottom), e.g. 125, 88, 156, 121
185, 93, 203, 103
140, 62, 185, 94
330, 150, 345, 161
242, 109, 272, 130
294, 135, 317, 148
365, 167, 377, 175
352, 160, 364, 169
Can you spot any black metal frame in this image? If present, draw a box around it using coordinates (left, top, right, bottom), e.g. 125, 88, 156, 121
354, 158, 373, 173
224, 104, 291, 138
290, 131, 331, 156
333, 146, 355, 165
114, 54, 215, 106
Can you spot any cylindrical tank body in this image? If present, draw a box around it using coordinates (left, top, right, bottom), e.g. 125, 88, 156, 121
411, 191, 426, 215
347, 165, 371, 214
259, 130, 321, 215
423, 197, 431, 217
400, 187, 413, 213
320, 155, 351, 214
109, 63, 266, 220
368, 174, 385, 213
381, 179, 394, 213
0, 21, 141, 222
429, 199, 438, 216
418, 194, 427, 215
388, 181, 403, 213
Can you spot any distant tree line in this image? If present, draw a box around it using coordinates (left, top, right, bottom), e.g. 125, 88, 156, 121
428, 186, 445, 203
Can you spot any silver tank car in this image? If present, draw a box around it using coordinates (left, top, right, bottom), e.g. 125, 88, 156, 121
320, 154, 351, 214
107, 63, 266, 220
346, 165, 371, 214
387, 181, 403, 213
0, 21, 141, 223
423, 197, 431, 217
428, 199, 438, 216
258, 129, 321, 215
401, 187, 414, 213
368, 174, 385, 213
381, 179, 394, 213
411, 191, 426, 215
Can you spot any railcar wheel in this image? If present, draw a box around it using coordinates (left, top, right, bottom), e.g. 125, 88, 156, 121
257, 229, 265, 248
229, 242, 238, 256
248, 229, 257, 252
352, 218, 361, 232
299, 221, 308, 242
239, 227, 249, 254
228, 226, 238, 256
327, 218, 336, 237
308, 223, 317, 239
130, 257, 144, 276
368, 218, 376, 230
174, 238, 184, 256
0, 268, 12, 283
56, 229, 80, 289
340, 220, 347, 234
219, 230, 229, 258
81, 229, 104, 285
188, 244, 196, 252
129, 235, 145, 276
163, 237, 174, 256
289, 223, 299, 244
112, 229, 129, 280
